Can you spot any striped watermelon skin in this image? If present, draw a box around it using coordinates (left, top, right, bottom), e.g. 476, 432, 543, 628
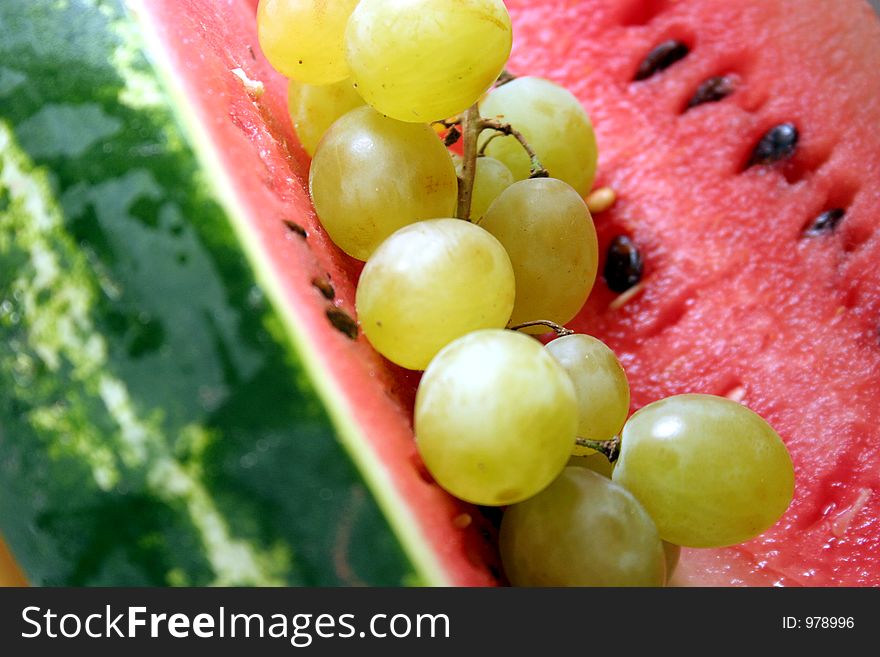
0, 0, 422, 586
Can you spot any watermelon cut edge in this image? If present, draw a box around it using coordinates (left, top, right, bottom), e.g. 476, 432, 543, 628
128, 0, 496, 586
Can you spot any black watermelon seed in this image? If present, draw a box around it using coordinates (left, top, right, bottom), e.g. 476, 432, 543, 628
804, 208, 846, 236
326, 307, 358, 340
634, 40, 689, 81
283, 219, 308, 238
747, 123, 799, 167
686, 76, 735, 109
604, 236, 644, 293
444, 125, 462, 147
312, 276, 335, 300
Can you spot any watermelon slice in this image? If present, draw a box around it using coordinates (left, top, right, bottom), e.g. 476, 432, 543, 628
1, 0, 878, 587
504, 0, 880, 585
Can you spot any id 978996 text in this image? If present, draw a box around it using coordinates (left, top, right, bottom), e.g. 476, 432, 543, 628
782, 617, 855, 629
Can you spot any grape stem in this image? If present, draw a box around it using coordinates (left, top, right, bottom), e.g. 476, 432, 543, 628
455, 90, 548, 220
575, 436, 621, 463
508, 320, 574, 337
494, 69, 517, 87
455, 104, 482, 221
476, 118, 549, 179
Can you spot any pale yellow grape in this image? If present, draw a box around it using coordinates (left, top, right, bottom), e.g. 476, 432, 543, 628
479, 178, 598, 329
288, 78, 364, 157
480, 77, 598, 195
345, 0, 512, 122
415, 330, 577, 505
357, 221, 514, 371
546, 334, 630, 447
257, 0, 359, 84
613, 394, 795, 548
455, 156, 515, 220
500, 468, 666, 586
309, 107, 457, 261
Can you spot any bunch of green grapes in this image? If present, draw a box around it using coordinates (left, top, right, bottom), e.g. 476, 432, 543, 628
257, 0, 796, 588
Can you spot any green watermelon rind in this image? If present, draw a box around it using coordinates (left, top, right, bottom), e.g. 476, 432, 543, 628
0, 0, 422, 586
129, 1, 449, 586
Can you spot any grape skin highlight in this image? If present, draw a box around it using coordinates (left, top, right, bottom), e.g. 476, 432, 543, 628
309, 107, 457, 261
356, 221, 515, 371
415, 330, 577, 506
500, 467, 666, 586
613, 394, 795, 548
345, 0, 513, 122
257, 0, 359, 84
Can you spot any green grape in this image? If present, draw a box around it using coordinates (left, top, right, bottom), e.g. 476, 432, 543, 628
613, 394, 795, 548
546, 334, 630, 446
309, 107, 458, 261
567, 452, 615, 478
479, 178, 598, 329
479, 77, 598, 195
345, 0, 512, 122
663, 542, 681, 582
288, 78, 364, 157
415, 330, 577, 506
257, 0, 359, 84
500, 467, 666, 586
357, 221, 515, 371
455, 156, 515, 220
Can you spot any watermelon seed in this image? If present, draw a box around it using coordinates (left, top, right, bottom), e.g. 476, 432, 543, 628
326, 307, 359, 340
633, 40, 689, 81
747, 123, 799, 167
283, 219, 308, 238
804, 208, 845, 236
453, 513, 473, 529
685, 76, 735, 110
312, 276, 335, 300
725, 386, 747, 404
604, 235, 644, 293
609, 281, 645, 310
586, 186, 617, 214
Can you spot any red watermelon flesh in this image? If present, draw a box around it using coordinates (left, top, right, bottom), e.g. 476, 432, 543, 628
150, 0, 880, 586
504, 0, 880, 585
